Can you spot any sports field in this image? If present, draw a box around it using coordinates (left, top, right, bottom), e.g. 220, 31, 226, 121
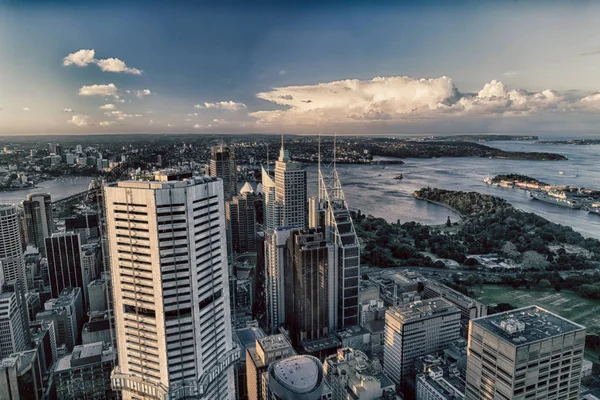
473, 285, 600, 334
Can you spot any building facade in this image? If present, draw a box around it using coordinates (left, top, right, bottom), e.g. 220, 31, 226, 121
246, 334, 295, 400
0, 290, 27, 358
274, 144, 307, 229
264, 228, 294, 334
465, 306, 586, 400
266, 355, 332, 400
209, 145, 237, 202
228, 182, 257, 254
105, 171, 236, 400
21, 193, 53, 256
45, 233, 87, 309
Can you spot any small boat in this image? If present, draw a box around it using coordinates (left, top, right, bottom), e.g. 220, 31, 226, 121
559, 171, 564, 175
393, 174, 404, 180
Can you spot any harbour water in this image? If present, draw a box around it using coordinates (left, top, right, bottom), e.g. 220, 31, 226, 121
0, 141, 598, 238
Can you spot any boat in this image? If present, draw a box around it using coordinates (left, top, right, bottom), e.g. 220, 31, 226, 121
559, 171, 564, 175
529, 190, 581, 209
589, 208, 600, 216
393, 174, 403, 180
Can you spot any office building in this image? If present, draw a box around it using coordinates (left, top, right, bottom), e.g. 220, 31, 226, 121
30, 319, 57, 373
209, 145, 237, 201
0, 289, 27, 358
415, 351, 466, 400
105, 171, 236, 400
228, 182, 257, 254
264, 227, 295, 334
87, 279, 108, 312
261, 167, 281, 231
0, 204, 28, 289
45, 233, 87, 309
465, 306, 586, 400
266, 355, 332, 400
65, 214, 100, 244
274, 141, 307, 229
36, 287, 84, 351
82, 311, 112, 345
0, 349, 45, 400
21, 193, 53, 256
246, 334, 295, 400
317, 166, 360, 330
82, 244, 101, 280
286, 228, 332, 347
324, 347, 396, 400
235, 326, 266, 400
54, 341, 117, 400
384, 298, 461, 388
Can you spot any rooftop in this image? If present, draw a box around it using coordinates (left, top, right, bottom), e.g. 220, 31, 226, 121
387, 298, 460, 323
472, 305, 585, 346
235, 326, 265, 350
114, 172, 217, 189
257, 334, 291, 353
271, 355, 323, 394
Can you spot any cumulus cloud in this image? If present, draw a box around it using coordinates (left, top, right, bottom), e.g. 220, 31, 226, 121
100, 104, 116, 110
251, 75, 574, 125
63, 108, 74, 113
63, 49, 96, 66
99, 121, 117, 126
63, 49, 142, 74
68, 114, 89, 126
195, 101, 247, 110
79, 83, 118, 97
193, 124, 202, 129
127, 89, 152, 98
580, 93, 600, 109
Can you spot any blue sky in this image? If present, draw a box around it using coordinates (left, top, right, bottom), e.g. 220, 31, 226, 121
1, 0, 600, 136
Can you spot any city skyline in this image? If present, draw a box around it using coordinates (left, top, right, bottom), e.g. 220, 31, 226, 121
1, 1, 600, 136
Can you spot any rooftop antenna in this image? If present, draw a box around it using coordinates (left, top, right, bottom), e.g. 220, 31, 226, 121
318, 132, 322, 201
266, 143, 269, 172
333, 131, 337, 171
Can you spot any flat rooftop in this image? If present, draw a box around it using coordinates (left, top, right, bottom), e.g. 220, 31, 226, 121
258, 334, 291, 353
113, 173, 218, 190
472, 305, 585, 346
387, 297, 459, 322
235, 327, 266, 350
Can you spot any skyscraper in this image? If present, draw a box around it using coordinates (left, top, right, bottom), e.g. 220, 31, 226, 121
209, 145, 237, 202
465, 306, 586, 400
0, 288, 27, 358
0, 204, 28, 289
285, 228, 333, 347
105, 171, 236, 400
384, 298, 461, 388
261, 167, 281, 231
246, 334, 295, 400
228, 182, 257, 254
21, 193, 53, 256
45, 233, 87, 309
264, 227, 294, 334
274, 141, 307, 229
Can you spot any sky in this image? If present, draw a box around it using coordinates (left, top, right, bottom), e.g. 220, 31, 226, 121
1, 0, 600, 136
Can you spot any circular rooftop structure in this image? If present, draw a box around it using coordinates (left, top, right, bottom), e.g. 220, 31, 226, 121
268, 355, 324, 399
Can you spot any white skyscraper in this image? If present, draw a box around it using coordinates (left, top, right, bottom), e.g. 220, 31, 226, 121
264, 227, 294, 334
105, 171, 237, 400
0, 204, 28, 289
261, 167, 281, 231
274, 141, 307, 229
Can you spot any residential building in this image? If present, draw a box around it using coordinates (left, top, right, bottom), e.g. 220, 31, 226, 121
286, 228, 333, 347
465, 305, 586, 400
246, 334, 295, 400
324, 347, 396, 400
105, 171, 236, 400
266, 355, 332, 400
384, 298, 461, 388
228, 182, 257, 254
274, 141, 307, 229
21, 193, 53, 256
54, 341, 117, 400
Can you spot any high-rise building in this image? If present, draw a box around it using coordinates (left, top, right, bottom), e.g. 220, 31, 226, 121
465, 306, 586, 400
274, 142, 307, 229
105, 171, 236, 400
246, 334, 295, 400
21, 193, 53, 256
0, 204, 28, 289
286, 228, 333, 347
209, 145, 237, 202
324, 348, 396, 400
228, 182, 257, 254
82, 311, 112, 345
264, 227, 295, 334
54, 341, 117, 400
36, 287, 84, 352
317, 166, 360, 330
235, 326, 266, 400
266, 355, 332, 400
87, 279, 108, 312
30, 319, 57, 373
45, 233, 88, 309
0, 349, 45, 400
261, 167, 281, 231
0, 289, 27, 358
384, 298, 461, 388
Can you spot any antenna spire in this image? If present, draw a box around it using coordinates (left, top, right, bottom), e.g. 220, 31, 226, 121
333, 131, 337, 171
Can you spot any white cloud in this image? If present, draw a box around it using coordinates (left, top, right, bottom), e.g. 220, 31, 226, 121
251, 75, 572, 125
96, 58, 142, 75
196, 101, 247, 110
23, 107, 30, 112
63, 49, 96, 67
79, 83, 118, 97
63, 49, 142, 74
63, 108, 74, 113
104, 110, 134, 120
100, 104, 116, 110
193, 124, 202, 129
502, 71, 517, 77
68, 114, 89, 126
99, 121, 117, 126
580, 93, 600, 109
127, 89, 151, 98
212, 118, 226, 123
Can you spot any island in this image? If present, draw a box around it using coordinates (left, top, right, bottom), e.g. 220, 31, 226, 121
535, 139, 600, 145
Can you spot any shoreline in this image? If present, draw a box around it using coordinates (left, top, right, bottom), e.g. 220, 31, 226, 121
412, 193, 463, 219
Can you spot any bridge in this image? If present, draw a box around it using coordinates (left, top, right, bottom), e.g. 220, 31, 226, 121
52, 188, 100, 207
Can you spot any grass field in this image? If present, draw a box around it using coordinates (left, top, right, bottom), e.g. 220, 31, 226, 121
473, 285, 600, 334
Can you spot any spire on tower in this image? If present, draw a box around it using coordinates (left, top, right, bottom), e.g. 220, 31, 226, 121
278, 135, 289, 162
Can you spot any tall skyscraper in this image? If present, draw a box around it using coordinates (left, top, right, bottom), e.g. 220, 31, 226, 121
285, 228, 333, 347
465, 306, 586, 400
0, 288, 27, 358
209, 145, 237, 202
21, 193, 53, 256
228, 182, 257, 254
45, 233, 87, 309
384, 298, 461, 389
318, 166, 360, 330
261, 167, 281, 231
264, 227, 294, 334
105, 171, 236, 400
274, 141, 307, 229
246, 334, 295, 400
